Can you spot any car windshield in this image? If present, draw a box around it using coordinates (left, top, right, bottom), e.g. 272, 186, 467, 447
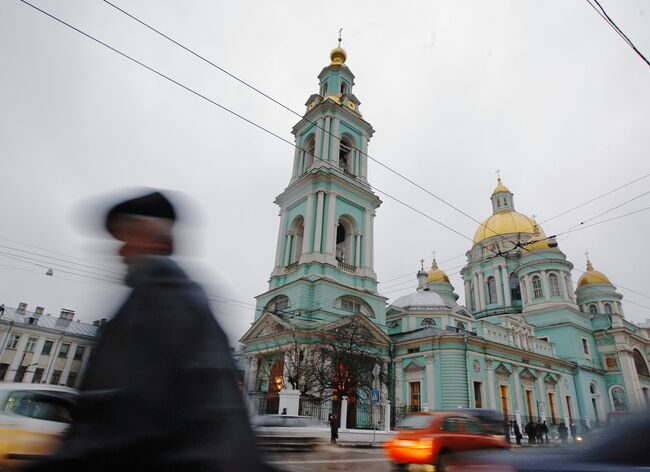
398, 415, 434, 430
5, 390, 76, 424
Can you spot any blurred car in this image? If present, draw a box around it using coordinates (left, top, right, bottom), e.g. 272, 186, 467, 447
455, 408, 507, 437
384, 411, 510, 471
0, 383, 77, 469
250, 414, 330, 450
447, 410, 649, 471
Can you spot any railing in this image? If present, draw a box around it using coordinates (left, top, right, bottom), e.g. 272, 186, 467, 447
473, 305, 523, 319
299, 397, 333, 425
254, 394, 280, 416
338, 261, 357, 273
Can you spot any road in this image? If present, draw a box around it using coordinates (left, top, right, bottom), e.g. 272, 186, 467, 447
266, 446, 391, 472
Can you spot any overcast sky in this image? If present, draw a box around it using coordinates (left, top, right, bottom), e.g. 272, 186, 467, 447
1, 0, 649, 344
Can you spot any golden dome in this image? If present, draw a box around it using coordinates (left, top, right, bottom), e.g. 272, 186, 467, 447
427, 258, 450, 283
577, 260, 610, 288
473, 210, 539, 244
330, 47, 347, 66
493, 177, 510, 194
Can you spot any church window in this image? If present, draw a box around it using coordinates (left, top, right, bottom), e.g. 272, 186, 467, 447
582, 338, 590, 356
267, 295, 290, 314
532, 275, 544, 299
339, 139, 353, 174
321, 81, 328, 96
588, 304, 598, 315
457, 321, 466, 331
548, 273, 561, 297
604, 303, 613, 314
487, 276, 497, 304
341, 297, 361, 313
340, 81, 348, 95
421, 318, 436, 327
303, 134, 315, 172
509, 273, 521, 301
633, 349, 649, 377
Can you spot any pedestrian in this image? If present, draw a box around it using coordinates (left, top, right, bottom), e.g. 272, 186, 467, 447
570, 423, 577, 442
540, 420, 549, 444
27, 190, 270, 472
0, 304, 4, 316
329, 413, 339, 444
513, 421, 522, 446
281, 408, 287, 415
503, 420, 511, 443
558, 422, 568, 444
525, 421, 535, 445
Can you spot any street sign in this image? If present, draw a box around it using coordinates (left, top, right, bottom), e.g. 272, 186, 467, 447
371, 389, 380, 405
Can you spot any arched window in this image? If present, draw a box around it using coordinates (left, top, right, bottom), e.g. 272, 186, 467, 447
320, 81, 328, 96
532, 275, 544, 299
509, 273, 521, 301
604, 303, 613, 314
266, 295, 290, 314
338, 296, 374, 318
335, 215, 358, 267
590, 382, 598, 395
287, 216, 304, 265
421, 318, 436, 327
487, 276, 497, 304
339, 137, 354, 174
633, 349, 650, 377
340, 81, 348, 95
548, 273, 561, 297
457, 321, 466, 330
588, 304, 598, 315
302, 134, 315, 172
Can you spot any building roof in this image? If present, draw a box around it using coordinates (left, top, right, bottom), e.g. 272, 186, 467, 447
390, 326, 447, 342
391, 290, 448, 310
0, 306, 99, 338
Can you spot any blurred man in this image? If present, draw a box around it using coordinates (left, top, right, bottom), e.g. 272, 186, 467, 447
29, 190, 269, 472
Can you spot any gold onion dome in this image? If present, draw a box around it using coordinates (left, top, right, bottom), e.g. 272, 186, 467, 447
493, 177, 510, 194
427, 258, 450, 283
330, 47, 347, 66
577, 260, 611, 288
473, 211, 541, 244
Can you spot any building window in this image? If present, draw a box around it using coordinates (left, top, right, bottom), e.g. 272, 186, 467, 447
510, 273, 521, 301
407, 347, 420, 354
548, 273, 561, 297
604, 303, 613, 314
500, 384, 510, 418
6, 334, 20, 350
421, 318, 436, 327
582, 338, 590, 356
58, 343, 70, 358
320, 81, 328, 96
66, 372, 77, 388
341, 297, 362, 314
302, 135, 315, 172
409, 382, 421, 412
74, 346, 85, 361
548, 392, 557, 424
456, 321, 466, 330
14, 365, 27, 383
51, 370, 62, 385
525, 389, 534, 421
487, 276, 497, 304
41, 340, 53, 356
532, 275, 544, 299
588, 304, 598, 315
0, 364, 8, 381
32, 368, 44, 384
340, 81, 348, 95
473, 381, 483, 408
339, 138, 353, 174
25, 337, 38, 353
633, 349, 650, 377
605, 356, 618, 369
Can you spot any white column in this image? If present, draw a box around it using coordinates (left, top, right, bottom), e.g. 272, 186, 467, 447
314, 118, 323, 162
524, 275, 534, 304
464, 280, 472, 308
274, 209, 287, 268
340, 396, 348, 430
326, 192, 338, 256
331, 118, 341, 165
364, 210, 373, 270
321, 116, 331, 161
513, 368, 522, 421
384, 401, 391, 432
395, 360, 403, 406
495, 268, 504, 306
477, 272, 486, 311
354, 234, 361, 267
541, 271, 551, 301
486, 358, 496, 409
473, 275, 480, 311
619, 350, 644, 410
501, 266, 512, 306
368, 211, 375, 268
60, 342, 78, 386
313, 191, 325, 253
283, 233, 292, 266
24, 337, 47, 383
426, 354, 435, 411
6, 334, 29, 382
291, 146, 301, 178
302, 192, 315, 256
360, 135, 368, 179
559, 271, 568, 300
536, 370, 546, 419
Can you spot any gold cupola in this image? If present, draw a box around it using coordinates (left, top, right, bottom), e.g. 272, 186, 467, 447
577, 258, 611, 288
427, 256, 450, 283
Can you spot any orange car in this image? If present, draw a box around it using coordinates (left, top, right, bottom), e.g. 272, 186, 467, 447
385, 411, 510, 471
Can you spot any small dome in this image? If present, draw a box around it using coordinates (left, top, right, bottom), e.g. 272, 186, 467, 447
493, 177, 511, 194
330, 47, 347, 65
427, 258, 450, 283
577, 260, 611, 288
474, 210, 540, 244
392, 290, 445, 309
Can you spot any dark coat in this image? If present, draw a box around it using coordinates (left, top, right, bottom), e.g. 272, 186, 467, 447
513, 422, 522, 438
29, 257, 267, 472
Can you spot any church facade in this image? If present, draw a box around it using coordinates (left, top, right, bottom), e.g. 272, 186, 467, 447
240, 44, 650, 431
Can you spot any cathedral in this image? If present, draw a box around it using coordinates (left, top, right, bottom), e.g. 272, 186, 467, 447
240, 42, 650, 432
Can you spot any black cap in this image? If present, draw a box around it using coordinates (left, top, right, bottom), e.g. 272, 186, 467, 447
105, 191, 176, 236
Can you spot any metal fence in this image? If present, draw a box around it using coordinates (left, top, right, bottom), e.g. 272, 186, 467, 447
254, 394, 279, 416
298, 397, 333, 425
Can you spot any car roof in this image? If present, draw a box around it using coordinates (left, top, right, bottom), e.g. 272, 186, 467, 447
0, 383, 77, 394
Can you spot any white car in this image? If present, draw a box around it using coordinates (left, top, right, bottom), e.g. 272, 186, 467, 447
250, 414, 331, 450
0, 383, 77, 469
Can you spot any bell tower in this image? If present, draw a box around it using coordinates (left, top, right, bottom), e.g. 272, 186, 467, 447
256, 41, 386, 326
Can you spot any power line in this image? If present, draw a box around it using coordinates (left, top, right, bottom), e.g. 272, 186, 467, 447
565, 191, 650, 230
585, 0, 650, 67
539, 173, 650, 224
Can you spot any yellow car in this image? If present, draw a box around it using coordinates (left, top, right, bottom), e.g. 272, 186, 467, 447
0, 383, 77, 469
